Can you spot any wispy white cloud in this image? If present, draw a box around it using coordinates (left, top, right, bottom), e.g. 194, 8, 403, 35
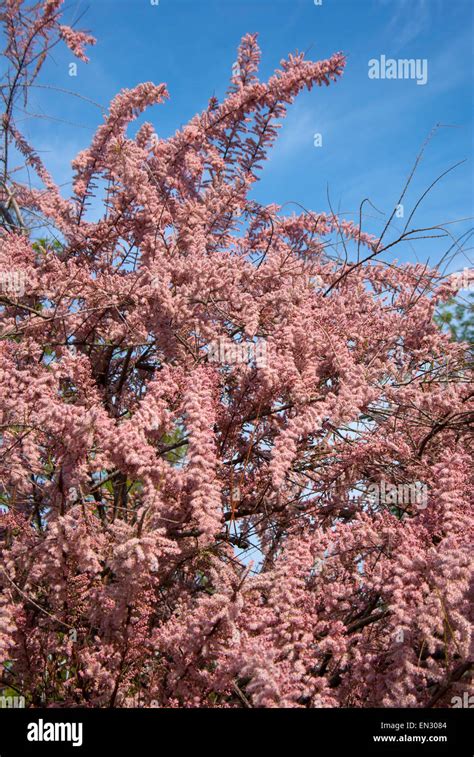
265, 95, 340, 168
376, 0, 443, 50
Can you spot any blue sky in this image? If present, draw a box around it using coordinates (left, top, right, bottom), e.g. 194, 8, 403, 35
12, 0, 474, 274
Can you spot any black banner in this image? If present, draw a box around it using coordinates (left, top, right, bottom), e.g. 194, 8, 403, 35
0, 707, 471, 756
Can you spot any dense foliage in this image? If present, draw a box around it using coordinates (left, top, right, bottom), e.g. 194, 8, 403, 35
0, 1, 472, 708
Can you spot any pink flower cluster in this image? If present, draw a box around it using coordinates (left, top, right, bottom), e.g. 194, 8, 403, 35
0, 3, 472, 708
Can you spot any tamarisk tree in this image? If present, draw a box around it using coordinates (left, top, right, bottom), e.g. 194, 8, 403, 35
0, 1, 472, 708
